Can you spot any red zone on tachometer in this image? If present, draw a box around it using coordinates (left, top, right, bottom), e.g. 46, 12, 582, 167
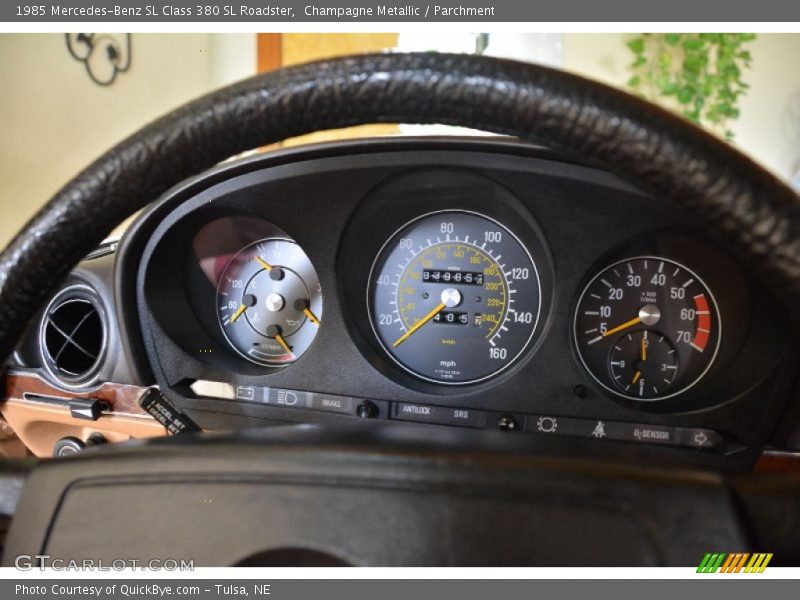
692, 294, 712, 352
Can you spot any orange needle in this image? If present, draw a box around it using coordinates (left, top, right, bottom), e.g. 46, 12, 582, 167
274, 333, 293, 355
393, 302, 446, 348
641, 333, 647, 361
254, 256, 273, 271
229, 304, 247, 324
632, 371, 642, 385
303, 307, 320, 327
602, 316, 642, 338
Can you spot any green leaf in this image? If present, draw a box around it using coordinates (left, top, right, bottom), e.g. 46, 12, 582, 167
662, 83, 679, 95
678, 86, 695, 104
624, 32, 752, 139
682, 38, 705, 50
627, 38, 646, 54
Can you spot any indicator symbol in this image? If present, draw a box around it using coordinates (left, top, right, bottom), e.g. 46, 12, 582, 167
277, 390, 298, 406
235, 386, 255, 401
537, 416, 558, 433
592, 421, 606, 438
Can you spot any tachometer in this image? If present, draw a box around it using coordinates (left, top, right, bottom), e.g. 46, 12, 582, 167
217, 238, 322, 367
574, 256, 720, 400
368, 211, 541, 384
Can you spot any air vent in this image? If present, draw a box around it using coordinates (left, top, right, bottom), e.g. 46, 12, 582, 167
41, 286, 106, 386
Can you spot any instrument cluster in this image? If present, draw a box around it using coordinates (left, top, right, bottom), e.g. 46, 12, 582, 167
133, 139, 794, 468
198, 215, 728, 404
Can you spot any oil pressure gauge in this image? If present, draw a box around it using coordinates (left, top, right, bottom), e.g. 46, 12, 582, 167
574, 256, 720, 401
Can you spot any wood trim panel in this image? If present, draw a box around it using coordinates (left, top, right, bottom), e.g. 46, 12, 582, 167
1, 372, 167, 457
754, 451, 800, 473
3, 372, 147, 415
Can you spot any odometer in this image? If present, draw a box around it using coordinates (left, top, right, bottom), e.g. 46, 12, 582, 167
574, 256, 721, 400
368, 211, 541, 385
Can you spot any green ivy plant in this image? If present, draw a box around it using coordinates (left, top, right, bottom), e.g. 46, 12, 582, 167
626, 33, 756, 141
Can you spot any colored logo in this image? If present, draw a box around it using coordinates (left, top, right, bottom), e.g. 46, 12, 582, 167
697, 553, 773, 573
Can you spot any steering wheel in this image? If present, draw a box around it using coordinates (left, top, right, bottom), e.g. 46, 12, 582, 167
2, 53, 800, 566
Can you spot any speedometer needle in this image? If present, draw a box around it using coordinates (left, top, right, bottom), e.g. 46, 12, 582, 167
602, 316, 642, 338
392, 302, 446, 348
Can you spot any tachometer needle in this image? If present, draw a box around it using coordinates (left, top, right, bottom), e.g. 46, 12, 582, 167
602, 316, 642, 338
254, 256, 273, 271
274, 332, 293, 355
641, 332, 647, 361
632, 371, 642, 385
392, 302, 446, 348
230, 304, 247, 324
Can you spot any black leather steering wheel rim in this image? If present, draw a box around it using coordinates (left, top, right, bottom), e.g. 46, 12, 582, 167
1, 52, 799, 365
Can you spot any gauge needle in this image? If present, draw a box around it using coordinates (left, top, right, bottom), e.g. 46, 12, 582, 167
392, 302, 446, 348
230, 304, 247, 324
602, 316, 642, 338
632, 333, 647, 385
254, 256, 273, 271
274, 333, 293, 355
303, 307, 320, 327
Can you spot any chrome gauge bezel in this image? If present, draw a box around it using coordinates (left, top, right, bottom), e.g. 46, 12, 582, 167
366, 209, 542, 386
216, 237, 323, 368
573, 255, 722, 402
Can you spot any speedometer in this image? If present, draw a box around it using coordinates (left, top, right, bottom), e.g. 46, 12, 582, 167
368, 211, 541, 385
574, 256, 721, 400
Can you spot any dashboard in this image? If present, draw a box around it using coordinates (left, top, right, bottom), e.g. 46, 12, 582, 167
6, 137, 800, 470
